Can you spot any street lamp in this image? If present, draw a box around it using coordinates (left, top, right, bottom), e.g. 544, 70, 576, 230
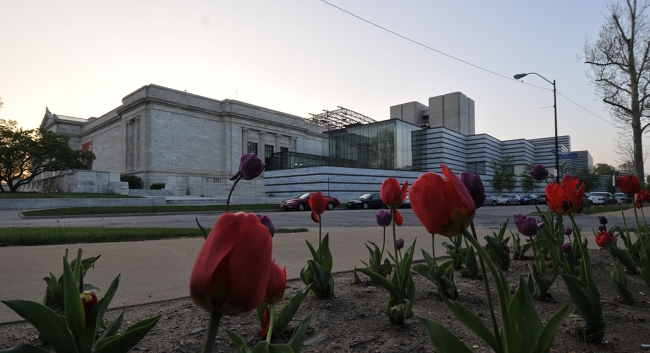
513, 72, 560, 183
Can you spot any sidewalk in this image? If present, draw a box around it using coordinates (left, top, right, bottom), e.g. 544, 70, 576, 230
0, 223, 605, 324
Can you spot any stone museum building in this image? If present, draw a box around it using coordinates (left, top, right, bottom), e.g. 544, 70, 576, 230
35, 84, 592, 201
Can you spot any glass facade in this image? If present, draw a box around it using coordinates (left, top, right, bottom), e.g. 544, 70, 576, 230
265, 119, 418, 171
324, 119, 418, 170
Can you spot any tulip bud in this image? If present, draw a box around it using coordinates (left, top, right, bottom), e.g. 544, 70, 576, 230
595, 230, 616, 247
562, 242, 572, 253
530, 165, 549, 181
598, 225, 607, 232
636, 190, 650, 209
81, 292, 98, 326
459, 172, 486, 209
598, 216, 608, 225
376, 210, 392, 228
514, 214, 542, 237
257, 215, 276, 237
264, 262, 286, 304
396, 238, 405, 250
230, 153, 265, 181
564, 227, 573, 236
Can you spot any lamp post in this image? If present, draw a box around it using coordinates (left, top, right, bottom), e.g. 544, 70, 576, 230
513, 72, 560, 183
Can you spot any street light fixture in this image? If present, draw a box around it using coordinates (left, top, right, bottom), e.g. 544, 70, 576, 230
513, 72, 560, 183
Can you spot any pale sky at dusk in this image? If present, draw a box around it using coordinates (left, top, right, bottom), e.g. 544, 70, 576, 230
0, 1, 629, 167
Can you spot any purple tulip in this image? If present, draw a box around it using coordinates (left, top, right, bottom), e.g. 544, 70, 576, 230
598, 225, 607, 232
230, 153, 265, 181
376, 210, 392, 228
564, 227, 573, 236
257, 214, 275, 237
598, 216, 608, 225
514, 214, 543, 237
562, 242, 572, 253
396, 238, 405, 250
530, 165, 549, 181
459, 172, 486, 209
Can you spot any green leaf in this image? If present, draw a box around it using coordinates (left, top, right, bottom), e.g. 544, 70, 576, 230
1, 300, 77, 353
356, 268, 400, 299
226, 330, 253, 353
0, 344, 51, 353
273, 285, 312, 337
97, 310, 125, 348
531, 304, 569, 353
434, 285, 501, 353
418, 317, 474, 353
93, 315, 160, 353
320, 233, 333, 271
82, 274, 121, 349
287, 314, 312, 353
304, 240, 321, 263
609, 246, 638, 273
508, 277, 542, 353
62, 257, 86, 341
268, 344, 294, 353
561, 274, 605, 334
307, 260, 333, 298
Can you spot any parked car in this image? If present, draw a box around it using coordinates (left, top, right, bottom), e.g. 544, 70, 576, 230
537, 194, 547, 204
281, 192, 340, 211
582, 195, 594, 208
497, 194, 521, 205
400, 195, 411, 209
347, 193, 385, 209
519, 194, 540, 205
615, 192, 632, 204
484, 194, 498, 206
588, 192, 617, 206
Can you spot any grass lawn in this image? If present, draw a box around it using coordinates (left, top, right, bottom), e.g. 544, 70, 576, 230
0, 227, 308, 246
581, 203, 634, 215
0, 192, 138, 199
22, 204, 280, 217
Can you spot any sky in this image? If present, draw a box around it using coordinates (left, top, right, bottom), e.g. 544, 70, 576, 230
0, 1, 629, 167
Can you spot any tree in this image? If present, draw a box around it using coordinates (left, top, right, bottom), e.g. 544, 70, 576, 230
574, 167, 602, 192
518, 162, 542, 193
594, 163, 619, 175
0, 119, 95, 192
489, 155, 516, 194
585, 0, 650, 188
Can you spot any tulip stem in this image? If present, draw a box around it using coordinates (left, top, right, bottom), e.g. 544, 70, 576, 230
266, 304, 277, 343
226, 176, 242, 213
430, 234, 437, 266
391, 207, 401, 285
470, 222, 501, 349
201, 311, 222, 353
461, 227, 514, 353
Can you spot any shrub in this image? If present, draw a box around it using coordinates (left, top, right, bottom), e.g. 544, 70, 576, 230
120, 175, 143, 189
150, 183, 166, 190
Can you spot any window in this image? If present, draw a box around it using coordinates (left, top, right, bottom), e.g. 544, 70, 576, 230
467, 162, 486, 175
264, 145, 274, 159
247, 142, 258, 155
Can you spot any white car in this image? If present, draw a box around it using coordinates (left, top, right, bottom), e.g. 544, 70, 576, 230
497, 194, 520, 205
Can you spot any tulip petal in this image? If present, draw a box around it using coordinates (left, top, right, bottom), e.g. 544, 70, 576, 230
394, 209, 403, 226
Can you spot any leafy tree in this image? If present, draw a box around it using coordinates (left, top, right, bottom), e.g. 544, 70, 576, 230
574, 167, 601, 192
489, 155, 516, 194
594, 163, 619, 175
518, 162, 542, 193
619, 160, 635, 174
0, 119, 95, 192
585, 0, 650, 187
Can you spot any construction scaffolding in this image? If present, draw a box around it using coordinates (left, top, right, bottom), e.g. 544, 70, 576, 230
305, 106, 376, 130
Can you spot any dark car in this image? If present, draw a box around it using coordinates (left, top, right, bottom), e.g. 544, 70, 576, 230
399, 195, 411, 209
582, 195, 594, 208
537, 194, 547, 204
280, 192, 340, 211
520, 194, 540, 205
347, 193, 385, 209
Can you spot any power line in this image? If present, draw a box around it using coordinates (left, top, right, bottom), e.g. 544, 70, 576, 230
317, 0, 614, 127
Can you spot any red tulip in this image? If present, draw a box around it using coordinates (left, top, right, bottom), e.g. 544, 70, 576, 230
545, 174, 584, 215
264, 262, 286, 304
380, 178, 408, 208
190, 212, 273, 316
309, 192, 327, 216
595, 230, 616, 247
410, 164, 476, 237
617, 175, 641, 195
636, 189, 650, 209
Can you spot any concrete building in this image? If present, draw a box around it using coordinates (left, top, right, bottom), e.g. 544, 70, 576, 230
34, 86, 592, 201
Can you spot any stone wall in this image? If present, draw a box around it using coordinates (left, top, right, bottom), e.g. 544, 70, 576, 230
26, 171, 128, 195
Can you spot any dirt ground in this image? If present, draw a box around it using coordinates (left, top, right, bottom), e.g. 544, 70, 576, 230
2, 249, 650, 353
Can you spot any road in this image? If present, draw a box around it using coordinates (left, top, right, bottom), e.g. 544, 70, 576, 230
0, 203, 634, 234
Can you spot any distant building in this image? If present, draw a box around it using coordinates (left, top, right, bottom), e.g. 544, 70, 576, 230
35, 86, 592, 200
